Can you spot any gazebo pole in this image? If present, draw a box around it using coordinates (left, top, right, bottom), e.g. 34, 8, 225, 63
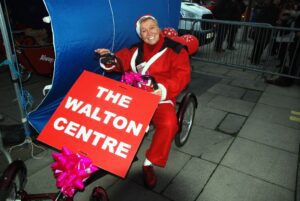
0, 2, 32, 138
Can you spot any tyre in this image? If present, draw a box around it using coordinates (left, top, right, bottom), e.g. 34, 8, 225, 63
90, 186, 109, 201
0, 160, 27, 201
175, 93, 197, 147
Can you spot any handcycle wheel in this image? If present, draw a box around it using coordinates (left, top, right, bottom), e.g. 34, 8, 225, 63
90, 186, 109, 201
175, 92, 197, 147
0, 160, 27, 201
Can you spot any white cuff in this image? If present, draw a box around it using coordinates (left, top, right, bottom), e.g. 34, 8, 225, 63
157, 83, 167, 101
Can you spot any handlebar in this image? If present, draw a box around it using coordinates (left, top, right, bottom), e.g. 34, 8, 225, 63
98, 53, 159, 91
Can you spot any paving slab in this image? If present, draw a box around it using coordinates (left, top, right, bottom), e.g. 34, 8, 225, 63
230, 78, 266, 91
207, 83, 246, 99
259, 92, 300, 110
192, 62, 230, 76
128, 138, 191, 193
239, 118, 300, 153
194, 106, 227, 130
225, 69, 260, 80
163, 157, 216, 201
217, 113, 246, 135
174, 125, 234, 163
249, 103, 300, 129
24, 149, 54, 176
265, 84, 300, 98
107, 179, 170, 201
218, 77, 232, 85
207, 95, 255, 116
195, 92, 216, 108
197, 165, 294, 201
222, 137, 298, 190
188, 72, 221, 96
25, 164, 57, 194
242, 89, 262, 103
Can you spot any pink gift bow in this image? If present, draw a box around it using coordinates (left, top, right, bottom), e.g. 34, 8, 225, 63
51, 146, 99, 197
121, 72, 153, 91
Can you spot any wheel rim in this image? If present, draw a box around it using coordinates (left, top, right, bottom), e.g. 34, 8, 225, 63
179, 101, 195, 144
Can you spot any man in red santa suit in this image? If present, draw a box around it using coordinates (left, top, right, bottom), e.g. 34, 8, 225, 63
95, 15, 191, 189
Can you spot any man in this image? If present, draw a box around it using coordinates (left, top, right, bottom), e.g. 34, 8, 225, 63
213, 0, 237, 52
95, 15, 191, 188
250, 0, 281, 64
266, 12, 300, 86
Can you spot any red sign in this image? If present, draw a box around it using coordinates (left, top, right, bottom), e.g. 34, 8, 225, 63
38, 70, 160, 178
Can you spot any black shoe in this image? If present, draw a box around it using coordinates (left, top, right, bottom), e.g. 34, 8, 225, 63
265, 77, 293, 87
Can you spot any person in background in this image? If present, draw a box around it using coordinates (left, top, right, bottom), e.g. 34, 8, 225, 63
266, 3, 300, 86
213, 0, 237, 52
250, 0, 281, 65
227, 0, 246, 50
95, 15, 191, 189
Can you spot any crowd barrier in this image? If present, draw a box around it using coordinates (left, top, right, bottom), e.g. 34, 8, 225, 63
180, 18, 300, 80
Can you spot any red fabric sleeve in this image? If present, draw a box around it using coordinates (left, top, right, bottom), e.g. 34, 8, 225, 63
154, 48, 191, 100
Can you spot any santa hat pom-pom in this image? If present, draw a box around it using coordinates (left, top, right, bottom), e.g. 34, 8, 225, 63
162, 27, 178, 38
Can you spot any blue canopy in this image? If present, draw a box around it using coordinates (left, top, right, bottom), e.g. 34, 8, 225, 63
28, 0, 181, 133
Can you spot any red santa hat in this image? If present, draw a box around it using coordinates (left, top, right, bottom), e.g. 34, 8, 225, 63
136, 15, 157, 38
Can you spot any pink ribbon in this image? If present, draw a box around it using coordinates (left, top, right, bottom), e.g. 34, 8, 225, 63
121, 72, 152, 91
51, 146, 99, 197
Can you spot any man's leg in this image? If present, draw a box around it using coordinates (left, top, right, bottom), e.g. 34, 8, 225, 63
142, 103, 178, 189
146, 103, 178, 167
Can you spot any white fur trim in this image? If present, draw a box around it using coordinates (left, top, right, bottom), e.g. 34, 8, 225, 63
136, 15, 156, 38
141, 48, 167, 74
159, 100, 174, 105
130, 49, 139, 72
143, 158, 153, 166
157, 83, 167, 101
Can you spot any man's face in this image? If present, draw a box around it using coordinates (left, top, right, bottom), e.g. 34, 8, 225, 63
140, 19, 160, 45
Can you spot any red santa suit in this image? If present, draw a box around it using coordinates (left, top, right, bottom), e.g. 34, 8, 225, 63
109, 35, 191, 167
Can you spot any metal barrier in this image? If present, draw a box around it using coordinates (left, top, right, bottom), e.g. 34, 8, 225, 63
180, 18, 300, 80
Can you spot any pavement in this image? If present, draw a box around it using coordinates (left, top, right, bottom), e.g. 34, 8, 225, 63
0, 58, 300, 201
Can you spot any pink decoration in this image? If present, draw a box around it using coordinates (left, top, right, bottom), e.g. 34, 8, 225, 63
121, 72, 153, 91
162, 27, 178, 37
51, 146, 99, 197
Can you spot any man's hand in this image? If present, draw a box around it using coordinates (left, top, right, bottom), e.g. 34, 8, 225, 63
94, 48, 111, 56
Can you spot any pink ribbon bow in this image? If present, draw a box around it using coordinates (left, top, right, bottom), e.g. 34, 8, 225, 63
51, 146, 99, 197
121, 72, 153, 91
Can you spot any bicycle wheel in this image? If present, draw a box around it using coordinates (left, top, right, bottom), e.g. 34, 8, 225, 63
0, 160, 27, 201
90, 186, 109, 201
175, 93, 197, 147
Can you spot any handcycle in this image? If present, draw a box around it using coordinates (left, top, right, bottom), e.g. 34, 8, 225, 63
0, 53, 197, 201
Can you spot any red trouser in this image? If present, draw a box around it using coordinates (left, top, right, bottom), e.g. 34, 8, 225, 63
146, 103, 178, 167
